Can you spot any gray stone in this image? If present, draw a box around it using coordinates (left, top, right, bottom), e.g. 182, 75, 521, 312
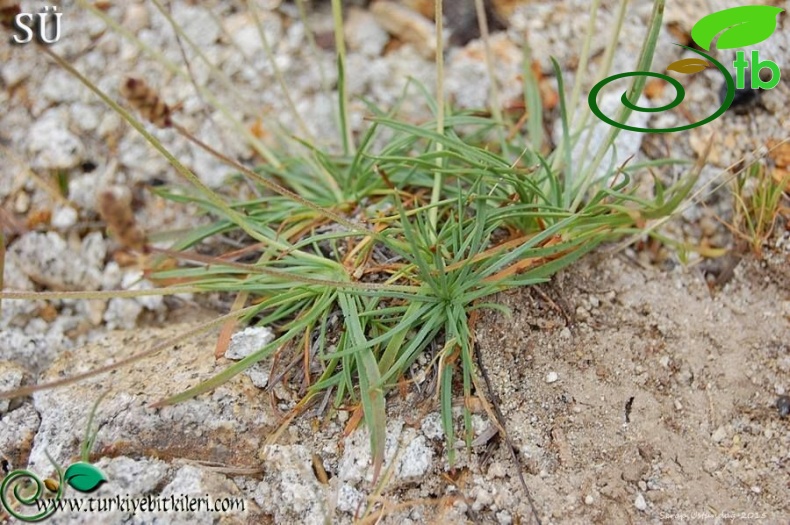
9, 231, 105, 291
0, 330, 66, 375
50, 205, 79, 230
338, 419, 433, 486
255, 444, 328, 525
0, 361, 32, 415
345, 8, 389, 57
225, 326, 276, 388
26, 109, 85, 170
0, 403, 40, 472
28, 326, 276, 476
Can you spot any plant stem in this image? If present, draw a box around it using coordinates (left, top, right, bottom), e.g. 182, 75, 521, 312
429, 0, 446, 237
567, 0, 601, 124
247, 0, 314, 140
474, 0, 505, 151
331, 0, 354, 155
571, 0, 665, 211
573, 0, 629, 183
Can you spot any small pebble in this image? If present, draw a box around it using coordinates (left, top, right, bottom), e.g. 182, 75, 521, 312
370, 1, 436, 59
647, 480, 660, 491
487, 461, 507, 479
14, 192, 30, 213
776, 395, 790, 417
51, 205, 78, 230
545, 372, 559, 384
27, 110, 85, 170
584, 494, 594, 505
225, 326, 275, 360
703, 457, 719, 473
634, 492, 647, 511
85, 299, 107, 326
496, 510, 512, 525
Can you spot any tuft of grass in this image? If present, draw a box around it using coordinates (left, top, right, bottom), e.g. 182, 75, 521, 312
0, 0, 698, 481
729, 158, 789, 257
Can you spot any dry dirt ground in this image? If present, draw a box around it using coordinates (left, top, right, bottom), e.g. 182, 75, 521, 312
470, 247, 789, 523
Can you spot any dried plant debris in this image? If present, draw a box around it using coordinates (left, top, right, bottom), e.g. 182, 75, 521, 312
97, 187, 147, 253
0, 1, 20, 28
120, 77, 173, 128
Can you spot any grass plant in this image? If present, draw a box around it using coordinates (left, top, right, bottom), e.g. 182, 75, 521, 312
729, 160, 788, 257
0, 0, 719, 481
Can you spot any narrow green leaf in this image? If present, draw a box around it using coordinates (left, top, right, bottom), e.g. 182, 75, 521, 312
338, 293, 386, 483
81, 391, 110, 463
440, 356, 455, 466
552, 57, 573, 209
522, 44, 543, 158
355, 347, 386, 484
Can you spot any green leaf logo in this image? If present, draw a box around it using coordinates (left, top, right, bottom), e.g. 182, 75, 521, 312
691, 6, 784, 51
63, 463, 107, 493
667, 58, 712, 74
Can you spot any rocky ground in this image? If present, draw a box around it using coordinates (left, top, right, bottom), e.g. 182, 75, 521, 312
1, 0, 788, 523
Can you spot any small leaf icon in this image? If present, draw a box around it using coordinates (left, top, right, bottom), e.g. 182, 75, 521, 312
667, 58, 712, 74
64, 462, 107, 493
691, 6, 784, 51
